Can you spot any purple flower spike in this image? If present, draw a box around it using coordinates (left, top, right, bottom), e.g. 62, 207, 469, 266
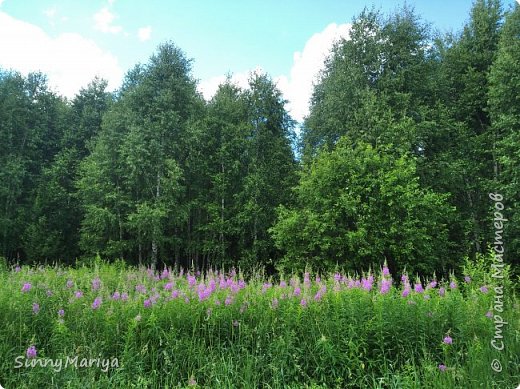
443, 335, 453, 345
32, 303, 40, 314
438, 364, 446, 372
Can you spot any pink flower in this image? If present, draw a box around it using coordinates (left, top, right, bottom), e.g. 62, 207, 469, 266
92, 297, 102, 310
443, 335, 453, 345
485, 311, 493, 318
21, 283, 32, 293
26, 345, 37, 359
438, 364, 446, 372
92, 277, 101, 290
74, 290, 83, 298
300, 299, 307, 308
480, 286, 488, 294
32, 303, 40, 314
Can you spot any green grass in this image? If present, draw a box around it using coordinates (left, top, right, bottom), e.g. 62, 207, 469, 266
0, 256, 518, 388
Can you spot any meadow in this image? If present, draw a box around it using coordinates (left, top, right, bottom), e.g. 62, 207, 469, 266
0, 255, 518, 389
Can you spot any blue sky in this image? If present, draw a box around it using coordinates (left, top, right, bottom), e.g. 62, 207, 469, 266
0, 0, 516, 121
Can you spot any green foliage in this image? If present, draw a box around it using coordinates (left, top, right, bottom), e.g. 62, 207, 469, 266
271, 137, 454, 275
0, 260, 517, 388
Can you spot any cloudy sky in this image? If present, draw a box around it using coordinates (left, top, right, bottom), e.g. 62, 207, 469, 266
1, 0, 512, 122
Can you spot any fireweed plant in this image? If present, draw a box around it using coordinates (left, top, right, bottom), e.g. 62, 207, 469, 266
0, 254, 518, 388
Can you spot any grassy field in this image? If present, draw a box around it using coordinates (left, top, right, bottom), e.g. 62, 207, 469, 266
0, 256, 518, 388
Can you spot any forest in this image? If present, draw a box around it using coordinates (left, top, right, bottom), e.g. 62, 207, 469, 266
1, 0, 519, 278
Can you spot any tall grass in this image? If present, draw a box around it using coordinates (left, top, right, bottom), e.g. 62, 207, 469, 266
0, 254, 518, 388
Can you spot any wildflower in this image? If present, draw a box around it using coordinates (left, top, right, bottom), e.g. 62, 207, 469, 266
92, 277, 101, 290
171, 290, 179, 299
144, 299, 152, 308
74, 290, 83, 299
66, 280, 74, 288
262, 283, 272, 294
439, 287, 446, 297
464, 276, 471, 283
334, 273, 342, 282
401, 274, 408, 283
161, 269, 169, 280
21, 283, 32, 293
402, 288, 410, 298
225, 296, 233, 305
15, 265, 21, 272
449, 281, 457, 289
187, 275, 197, 288
443, 335, 453, 345
92, 297, 102, 310
362, 276, 373, 291
121, 292, 128, 301
300, 299, 307, 308
438, 364, 446, 372
26, 345, 37, 359
279, 280, 287, 288
271, 298, 279, 309
480, 286, 488, 294
32, 303, 40, 314
214, 299, 221, 306
112, 291, 121, 300
429, 280, 437, 289
293, 287, 301, 296
380, 279, 392, 294
135, 284, 146, 294
382, 266, 390, 277
164, 282, 173, 291
485, 311, 493, 318
58, 309, 65, 317
414, 283, 424, 293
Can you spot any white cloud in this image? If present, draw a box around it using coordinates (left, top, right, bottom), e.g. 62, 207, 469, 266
0, 0, 5, 7
198, 67, 263, 101
44, 7, 57, 19
137, 26, 152, 42
93, 7, 122, 34
276, 23, 351, 123
198, 24, 350, 123
0, 11, 124, 98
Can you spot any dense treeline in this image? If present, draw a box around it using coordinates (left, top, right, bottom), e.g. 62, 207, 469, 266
0, 0, 518, 276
